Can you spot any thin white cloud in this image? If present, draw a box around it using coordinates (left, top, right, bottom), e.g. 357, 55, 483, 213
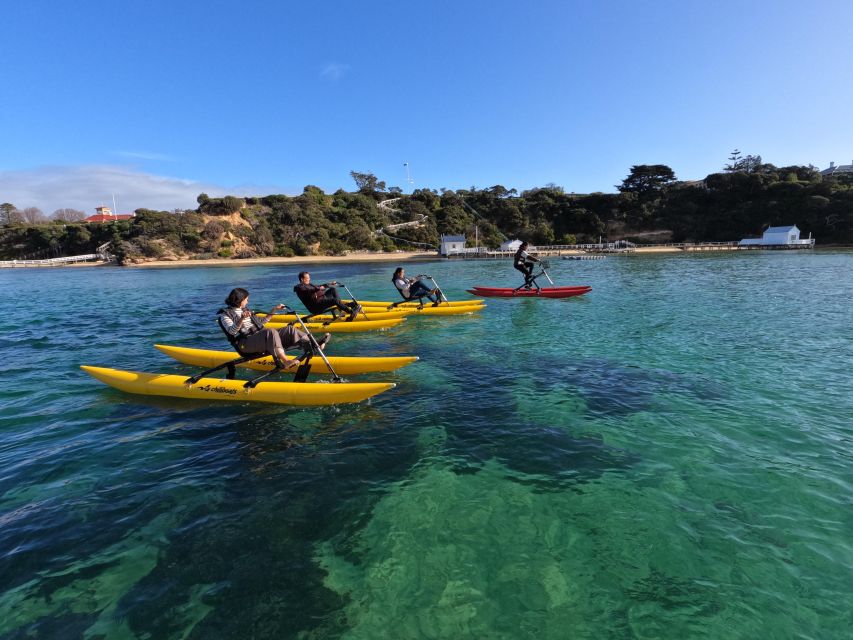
320, 63, 350, 81
0, 165, 297, 214
113, 150, 176, 162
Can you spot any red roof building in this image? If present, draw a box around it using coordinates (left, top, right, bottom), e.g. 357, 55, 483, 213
84, 206, 135, 223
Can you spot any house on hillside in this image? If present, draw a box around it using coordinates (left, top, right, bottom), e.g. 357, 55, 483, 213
739, 225, 814, 246
439, 235, 465, 256
84, 206, 135, 223
820, 161, 853, 177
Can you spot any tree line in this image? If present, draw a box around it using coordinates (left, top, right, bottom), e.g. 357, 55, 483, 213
1, 157, 850, 262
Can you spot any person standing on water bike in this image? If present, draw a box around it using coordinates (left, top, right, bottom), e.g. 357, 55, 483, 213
513, 241, 540, 289
392, 267, 440, 305
294, 271, 360, 320
218, 288, 329, 366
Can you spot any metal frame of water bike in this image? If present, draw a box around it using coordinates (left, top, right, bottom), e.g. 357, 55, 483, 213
388, 274, 448, 309
185, 305, 342, 388
513, 260, 555, 292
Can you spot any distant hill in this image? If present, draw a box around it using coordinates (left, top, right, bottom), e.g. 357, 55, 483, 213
1, 166, 850, 263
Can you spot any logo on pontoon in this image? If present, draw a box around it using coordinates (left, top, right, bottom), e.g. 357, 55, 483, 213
195, 384, 238, 395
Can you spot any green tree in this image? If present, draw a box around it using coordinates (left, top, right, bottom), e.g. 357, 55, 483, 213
222, 196, 245, 213
108, 230, 127, 265
350, 171, 386, 193
724, 150, 743, 172
725, 150, 764, 173
618, 165, 676, 195
1, 203, 19, 225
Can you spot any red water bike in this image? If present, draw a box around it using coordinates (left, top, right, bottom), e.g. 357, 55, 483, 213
467, 260, 592, 298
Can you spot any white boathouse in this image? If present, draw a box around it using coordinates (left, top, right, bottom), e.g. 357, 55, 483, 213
739, 225, 815, 247
439, 235, 466, 256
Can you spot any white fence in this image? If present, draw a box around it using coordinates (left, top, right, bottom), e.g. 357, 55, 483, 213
0, 242, 113, 268
0, 254, 105, 267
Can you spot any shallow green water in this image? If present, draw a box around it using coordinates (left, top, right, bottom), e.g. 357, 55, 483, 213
1, 252, 851, 639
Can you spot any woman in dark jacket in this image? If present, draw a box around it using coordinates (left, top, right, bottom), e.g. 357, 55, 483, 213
513, 241, 539, 288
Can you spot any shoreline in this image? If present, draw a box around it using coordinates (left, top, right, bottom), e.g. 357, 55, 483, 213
132, 251, 440, 268
116, 248, 682, 267
4, 245, 845, 270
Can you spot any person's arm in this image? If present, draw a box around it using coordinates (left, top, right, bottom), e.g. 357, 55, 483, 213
258, 303, 285, 326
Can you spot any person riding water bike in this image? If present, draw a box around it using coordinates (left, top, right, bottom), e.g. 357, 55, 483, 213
218, 288, 329, 367
392, 267, 440, 305
513, 241, 540, 289
293, 271, 360, 321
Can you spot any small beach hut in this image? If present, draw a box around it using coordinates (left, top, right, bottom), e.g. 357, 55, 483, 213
761, 225, 801, 245
739, 225, 812, 246
439, 235, 466, 256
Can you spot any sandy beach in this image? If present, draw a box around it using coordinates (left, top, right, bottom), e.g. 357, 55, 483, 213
2, 246, 701, 269
131, 251, 440, 268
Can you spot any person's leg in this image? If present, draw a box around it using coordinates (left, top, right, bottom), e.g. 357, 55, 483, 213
238, 328, 291, 366
277, 325, 330, 355
404, 280, 437, 305
408, 281, 430, 297
514, 263, 530, 287
523, 264, 537, 288
320, 288, 349, 312
277, 325, 310, 354
416, 281, 439, 304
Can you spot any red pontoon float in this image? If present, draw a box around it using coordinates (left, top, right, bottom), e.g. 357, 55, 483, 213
467, 285, 591, 298
469, 260, 592, 298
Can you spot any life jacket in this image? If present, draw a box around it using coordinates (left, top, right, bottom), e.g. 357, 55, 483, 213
217, 306, 263, 348
392, 274, 411, 299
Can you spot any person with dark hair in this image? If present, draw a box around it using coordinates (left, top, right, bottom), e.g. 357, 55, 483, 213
218, 288, 329, 366
513, 241, 539, 289
293, 271, 360, 320
391, 267, 440, 305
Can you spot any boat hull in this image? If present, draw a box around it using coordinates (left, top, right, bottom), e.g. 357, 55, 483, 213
467, 286, 592, 298
259, 317, 405, 333
262, 304, 484, 324
345, 299, 485, 308
81, 365, 395, 406
154, 344, 418, 374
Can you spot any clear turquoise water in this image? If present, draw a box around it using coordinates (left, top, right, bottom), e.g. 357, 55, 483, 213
1, 252, 851, 639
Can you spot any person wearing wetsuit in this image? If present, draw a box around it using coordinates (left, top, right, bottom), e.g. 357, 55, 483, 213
513, 241, 539, 288
391, 267, 439, 305
218, 288, 328, 366
293, 271, 360, 320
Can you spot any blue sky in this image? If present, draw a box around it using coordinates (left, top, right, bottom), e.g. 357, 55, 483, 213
2, 0, 852, 213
